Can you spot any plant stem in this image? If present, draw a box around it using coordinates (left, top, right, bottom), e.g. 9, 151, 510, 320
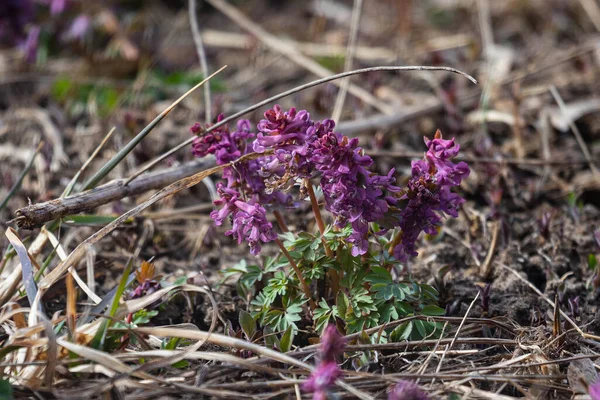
388, 229, 403, 255
275, 238, 317, 311
305, 179, 339, 295
273, 210, 289, 233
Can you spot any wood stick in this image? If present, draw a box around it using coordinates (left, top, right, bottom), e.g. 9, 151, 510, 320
13, 158, 216, 229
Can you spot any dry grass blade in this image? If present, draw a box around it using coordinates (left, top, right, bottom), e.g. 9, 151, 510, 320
57, 338, 144, 376
133, 325, 312, 371
63, 127, 116, 198
45, 227, 102, 304
0, 141, 44, 211
81, 65, 226, 191
4, 228, 43, 316
131, 325, 373, 399
331, 0, 363, 122
40, 315, 57, 390
0, 231, 48, 308
188, 0, 212, 124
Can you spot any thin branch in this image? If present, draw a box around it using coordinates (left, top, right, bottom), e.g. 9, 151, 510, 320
126, 65, 477, 183
13, 158, 216, 229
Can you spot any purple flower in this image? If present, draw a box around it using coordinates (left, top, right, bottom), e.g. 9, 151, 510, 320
594, 229, 600, 249
227, 200, 277, 255
64, 15, 90, 41
129, 279, 161, 299
590, 382, 600, 400
191, 114, 242, 164
210, 184, 276, 255
388, 381, 430, 400
302, 361, 341, 400
39, 0, 68, 15
319, 325, 345, 361
21, 25, 40, 63
302, 325, 345, 400
392, 131, 470, 262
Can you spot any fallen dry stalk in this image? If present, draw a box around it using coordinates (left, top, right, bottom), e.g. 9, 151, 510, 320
13, 158, 215, 229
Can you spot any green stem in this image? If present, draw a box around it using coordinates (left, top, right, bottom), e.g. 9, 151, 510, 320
304, 179, 339, 295
275, 238, 316, 311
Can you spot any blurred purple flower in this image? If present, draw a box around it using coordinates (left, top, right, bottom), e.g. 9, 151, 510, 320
388, 380, 430, 400
39, 0, 68, 15
21, 25, 40, 63
594, 229, 600, 249
129, 279, 161, 299
302, 362, 341, 400
302, 325, 345, 400
590, 382, 600, 400
64, 14, 90, 41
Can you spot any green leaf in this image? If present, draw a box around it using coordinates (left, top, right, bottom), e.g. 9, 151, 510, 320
0, 379, 12, 400
365, 266, 392, 285
336, 291, 349, 319
239, 310, 256, 340
421, 305, 446, 316
414, 320, 427, 338
390, 321, 413, 342
279, 326, 294, 353
589, 253, 598, 271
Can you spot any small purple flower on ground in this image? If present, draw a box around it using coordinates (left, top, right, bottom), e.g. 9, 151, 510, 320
388, 380, 431, 400
302, 325, 345, 400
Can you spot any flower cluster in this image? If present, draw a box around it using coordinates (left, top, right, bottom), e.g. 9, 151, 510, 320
192, 115, 288, 255
302, 325, 345, 400
251, 105, 399, 256
191, 106, 468, 260
392, 132, 469, 261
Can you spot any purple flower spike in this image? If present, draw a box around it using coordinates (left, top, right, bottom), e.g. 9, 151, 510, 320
319, 325, 345, 362
302, 325, 346, 400
392, 130, 470, 262
302, 361, 341, 400
228, 200, 277, 255
388, 380, 431, 400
